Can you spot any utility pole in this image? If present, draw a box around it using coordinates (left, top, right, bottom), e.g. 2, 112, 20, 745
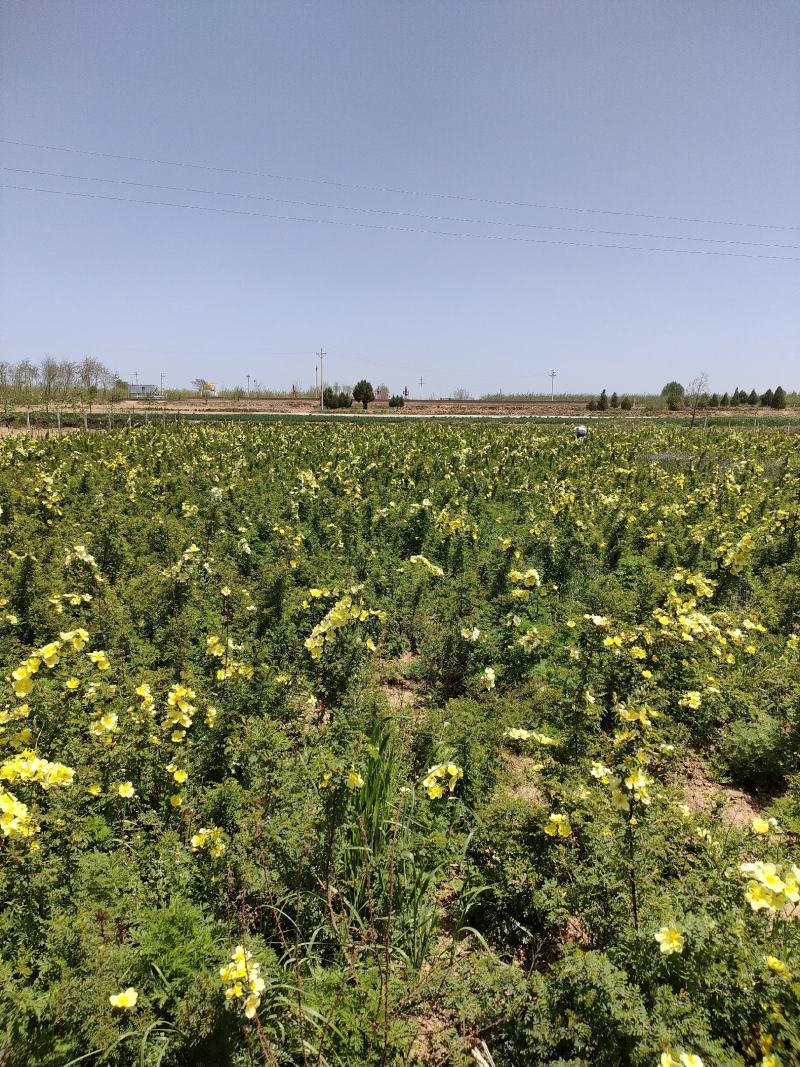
317, 348, 326, 410
133, 370, 138, 385
419, 375, 424, 399
160, 372, 164, 396
549, 369, 557, 400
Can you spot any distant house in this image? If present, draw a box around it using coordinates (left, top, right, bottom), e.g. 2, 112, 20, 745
128, 384, 160, 399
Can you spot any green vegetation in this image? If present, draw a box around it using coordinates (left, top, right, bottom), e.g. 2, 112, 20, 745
352, 379, 376, 411
1, 420, 799, 1066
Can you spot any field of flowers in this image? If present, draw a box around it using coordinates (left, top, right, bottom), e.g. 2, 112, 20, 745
1, 420, 799, 1067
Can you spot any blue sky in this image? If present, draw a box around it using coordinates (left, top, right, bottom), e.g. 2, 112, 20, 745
1, 0, 798, 396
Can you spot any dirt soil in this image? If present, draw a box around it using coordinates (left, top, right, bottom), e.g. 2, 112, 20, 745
680, 755, 766, 826
122, 397, 800, 419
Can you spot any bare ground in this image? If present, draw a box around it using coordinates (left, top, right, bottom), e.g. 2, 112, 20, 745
679, 755, 767, 826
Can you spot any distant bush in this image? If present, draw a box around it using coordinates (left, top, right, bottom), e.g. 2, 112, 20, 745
620, 397, 633, 411
323, 387, 353, 409
388, 394, 405, 408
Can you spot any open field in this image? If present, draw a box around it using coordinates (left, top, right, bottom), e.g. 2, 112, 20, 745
1, 420, 799, 1066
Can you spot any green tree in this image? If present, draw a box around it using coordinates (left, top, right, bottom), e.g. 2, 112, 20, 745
720, 392, 730, 407
772, 385, 787, 409
760, 388, 774, 407
598, 389, 609, 411
609, 391, 619, 408
709, 393, 720, 407
660, 381, 684, 410
660, 381, 684, 397
747, 389, 759, 406
352, 379, 375, 410
620, 396, 633, 410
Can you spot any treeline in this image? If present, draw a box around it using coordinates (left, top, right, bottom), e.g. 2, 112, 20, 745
657, 381, 789, 411
586, 383, 792, 412
0, 357, 124, 411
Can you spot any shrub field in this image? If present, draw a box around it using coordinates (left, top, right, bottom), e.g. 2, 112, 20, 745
1, 420, 799, 1066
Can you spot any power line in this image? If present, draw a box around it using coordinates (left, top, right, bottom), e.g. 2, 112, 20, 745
3, 166, 797, 251
4, 183, 798, 262
1, 136, 796, 233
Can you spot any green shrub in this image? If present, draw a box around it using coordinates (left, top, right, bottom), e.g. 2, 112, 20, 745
717, 714, 787, 790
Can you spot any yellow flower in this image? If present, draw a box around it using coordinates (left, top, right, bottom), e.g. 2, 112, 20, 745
544, 813, 572, 838
654, 926, 684, 955
117, 781, 135, 798
678, 691, 701, 710
589, 761, 612, 784
65, 677, 81, 690
109, 987, 138, 1009
751, 817, 778, 835
345, 770, 365, 790
87, 783, 102, 796
680, 1055, 703, 1067
170, 794, 183, 807
13, 677, 33, 698
191, 826, 226, 856
173, 769, 188, 783
766, 955, 788, 976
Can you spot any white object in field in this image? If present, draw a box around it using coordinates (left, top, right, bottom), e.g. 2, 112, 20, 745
575, 425, 588, 439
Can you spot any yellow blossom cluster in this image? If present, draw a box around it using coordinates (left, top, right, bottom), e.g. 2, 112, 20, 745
9, 630, 92, 698
206, 634, 253, 681
162, 684, 195, 742
88, 711, 119, 745
661, 1053, 703, 1067
191, 826, 227, 857
434, 504, 477, 540
220, 945, 265, 1019
508, 567, 541, 598
504, 727, 558, 746
422, 762, 463, 799
304, 595, 386, 660
0, 786, 36, 838
0, 750, 75, 789
408, 554, 445, 577
0, 596, 18, 626
739, 860, 800, 913
716, 531, 753, 574
544, 813, 572, 838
